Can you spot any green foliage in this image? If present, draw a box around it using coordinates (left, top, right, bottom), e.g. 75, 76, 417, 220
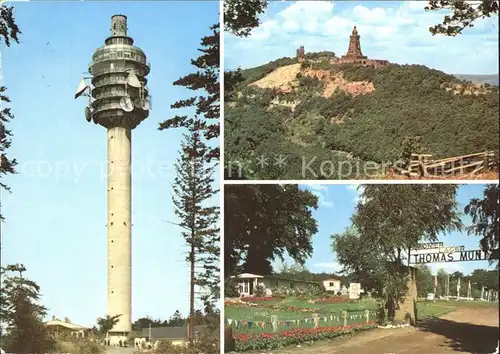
323, 64, 499, 163
425, 0, 499, 36
415, 265, 435, 297
332, 185, 461, 322
465, 184, 499, 266
159, 23, 219, 162
0, 5, 21, 220
54, 339, 104, 354
224, 0, 268, 37
172, 121, 220, 306
225, 62, 499, 179
0, 5, 21, 46
224, 184, 318, 277
401, 136, 426, 169
96, 314, 121, 336
224, 277, 241, 298
224, 91, 375, 179
254, 284, 266, 297
0, 264, 56, 353
270, 284, 325, 298
304, 51, 336, 60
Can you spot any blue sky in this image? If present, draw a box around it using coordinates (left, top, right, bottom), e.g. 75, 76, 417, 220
225, 1, 499, 74
1, 1, 219, 327
285, 184, 498, 277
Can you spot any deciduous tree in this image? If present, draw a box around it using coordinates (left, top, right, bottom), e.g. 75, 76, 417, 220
224, 0, 268, 37
465, 184, 499, 266
224, 184, 318, 277
332, 185, 461, 322
415, 264, 434, 297
426, 0, 499, 36
96, 314, 121, 337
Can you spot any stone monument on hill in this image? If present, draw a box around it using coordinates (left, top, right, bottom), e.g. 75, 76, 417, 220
342, 26, 367, 61
337, 26, 389, 67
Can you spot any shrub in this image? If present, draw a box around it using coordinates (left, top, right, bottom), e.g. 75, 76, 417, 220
224, 278, 240, 298
254, 284, 266, 297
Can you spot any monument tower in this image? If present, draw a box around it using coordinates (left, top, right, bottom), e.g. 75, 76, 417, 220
75, 15, 151, 344
342, 26, 367, 61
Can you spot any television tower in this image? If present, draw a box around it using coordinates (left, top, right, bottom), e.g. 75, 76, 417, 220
75, 14, 151, 343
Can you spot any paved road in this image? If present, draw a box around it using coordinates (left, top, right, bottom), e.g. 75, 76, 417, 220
246, 308, 499, 354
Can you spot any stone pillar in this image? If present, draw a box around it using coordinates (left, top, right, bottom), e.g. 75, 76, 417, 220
395, 266, 418, 325
313, 314, 320, 329
107, 126, 132, 334
271, 315, 278, 332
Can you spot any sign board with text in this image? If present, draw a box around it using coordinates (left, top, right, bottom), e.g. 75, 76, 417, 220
349, 283, 361, 299
410, 249, 487, 264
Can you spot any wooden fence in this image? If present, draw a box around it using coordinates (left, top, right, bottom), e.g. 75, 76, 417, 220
401, 151, 497, 178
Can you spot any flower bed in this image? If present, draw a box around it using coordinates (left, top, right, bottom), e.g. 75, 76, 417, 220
240, 296, 282, 302
224, 301, 258, 308
234, 322, 377, 351
314, 297, 351, 304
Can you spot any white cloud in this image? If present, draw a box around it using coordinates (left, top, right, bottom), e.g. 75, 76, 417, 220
225, 1, 499, 75
352, 6, 388, 25
279, 1, 335, 24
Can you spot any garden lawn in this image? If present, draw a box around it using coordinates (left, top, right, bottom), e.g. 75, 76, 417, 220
225, 297, 379, 335
416, 301, 456, 320
416, 299, 498, 320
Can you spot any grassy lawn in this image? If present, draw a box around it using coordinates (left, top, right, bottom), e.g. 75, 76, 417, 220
435, 299, 499, 309
416, 301, 456, 320
416, 299, 498, 320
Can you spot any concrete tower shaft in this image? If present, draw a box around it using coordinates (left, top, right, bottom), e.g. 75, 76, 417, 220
107, 127, 132, 334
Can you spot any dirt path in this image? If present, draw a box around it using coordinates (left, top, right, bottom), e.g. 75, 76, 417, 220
248, 308, 499, 354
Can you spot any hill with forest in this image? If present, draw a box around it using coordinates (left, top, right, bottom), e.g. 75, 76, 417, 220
224, 54, 499, 179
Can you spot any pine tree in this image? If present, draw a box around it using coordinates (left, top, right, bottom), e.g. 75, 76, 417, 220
0, 264, 55, 353
171, 120, 219, 342
159, 24, 219, 162
0, 4, 21, 221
